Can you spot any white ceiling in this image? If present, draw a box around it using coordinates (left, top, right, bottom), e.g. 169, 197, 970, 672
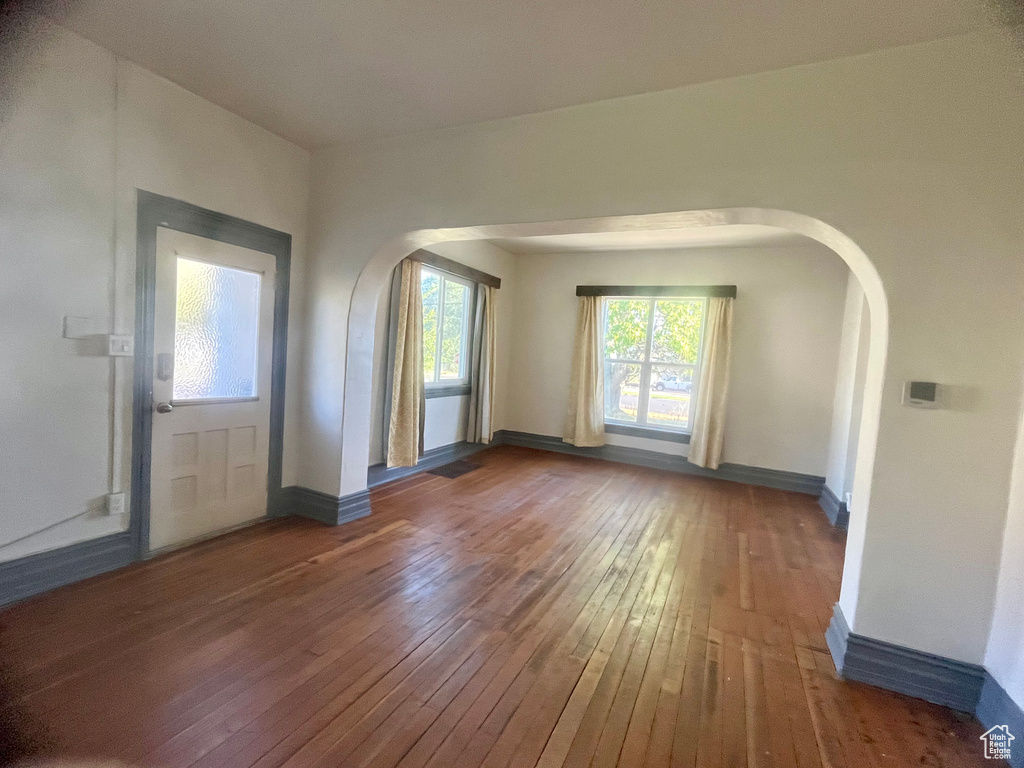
54, 0, 986, 149
490, 225, 815, 255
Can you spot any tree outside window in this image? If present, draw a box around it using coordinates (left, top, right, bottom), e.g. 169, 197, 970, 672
422, 268, 470, 384
603, 297, 706, 432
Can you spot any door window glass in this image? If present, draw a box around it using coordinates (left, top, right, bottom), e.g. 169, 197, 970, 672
173, 258, 261, 400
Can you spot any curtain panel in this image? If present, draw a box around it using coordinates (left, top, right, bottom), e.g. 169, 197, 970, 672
564, 295, 606, 447
687, 296, 734, 469
467, 284, 496, 444
387, 259, 425, 467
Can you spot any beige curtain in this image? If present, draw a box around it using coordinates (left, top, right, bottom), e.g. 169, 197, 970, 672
688, 296, 734, 469
467, 284, 496, 443
564, 295, 605, 447
387, 259, 425, 467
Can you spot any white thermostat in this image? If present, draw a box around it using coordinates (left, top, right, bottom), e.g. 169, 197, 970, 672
902, 381, 939, 408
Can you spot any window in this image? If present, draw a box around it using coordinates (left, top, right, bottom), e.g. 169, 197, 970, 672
603, 297, 706, 433
173, 257, 261, 400
422, 267, 471, 385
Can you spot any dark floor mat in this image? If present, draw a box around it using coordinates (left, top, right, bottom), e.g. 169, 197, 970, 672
427, 459, 481, 479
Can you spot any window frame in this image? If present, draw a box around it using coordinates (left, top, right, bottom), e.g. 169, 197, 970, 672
421, 266, 473, 389
602, 295, 709, 437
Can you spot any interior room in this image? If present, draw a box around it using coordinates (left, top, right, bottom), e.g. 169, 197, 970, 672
365, 232, 861, 493
1, 2, 1023, 767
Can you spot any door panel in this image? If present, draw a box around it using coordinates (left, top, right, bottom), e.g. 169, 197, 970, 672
150, 228, 276, 552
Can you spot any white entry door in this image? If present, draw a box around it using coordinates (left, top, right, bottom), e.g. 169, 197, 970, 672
150, 227, 276, 552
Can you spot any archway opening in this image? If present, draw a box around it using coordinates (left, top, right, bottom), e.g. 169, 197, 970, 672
340, 207, 888, 623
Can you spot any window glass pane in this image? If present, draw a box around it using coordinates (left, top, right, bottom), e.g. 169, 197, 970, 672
439, 280, 468, 379
649, 365, 694, 430
421, 270, 440, 382
173, 258, 260, 400
651, 300, 703, 364
604, 362, 642, 423
604, 299, 650, 361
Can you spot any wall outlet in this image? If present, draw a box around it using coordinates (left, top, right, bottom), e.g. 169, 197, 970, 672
105, 492, 126, 516
107, 335, 134, 356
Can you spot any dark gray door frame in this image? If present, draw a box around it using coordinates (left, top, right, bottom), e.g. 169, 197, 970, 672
131, 190, 292, 558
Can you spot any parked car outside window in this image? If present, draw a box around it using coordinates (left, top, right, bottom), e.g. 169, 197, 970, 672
653, 374, 691, 393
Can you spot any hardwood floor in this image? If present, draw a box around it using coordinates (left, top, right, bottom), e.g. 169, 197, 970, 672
1, 446, 993, 767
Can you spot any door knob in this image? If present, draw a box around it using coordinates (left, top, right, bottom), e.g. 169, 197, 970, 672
155, 402, 173, 414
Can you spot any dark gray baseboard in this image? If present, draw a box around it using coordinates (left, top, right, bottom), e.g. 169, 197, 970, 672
819, 485, 849, 529
495, 430, 825, 496
367, 439, 489, 488
279, 486, 372, 526
0, 530, 134, 607
825, 601, 851, 668
826, 603, 986, 712
977, 674, 1024, 767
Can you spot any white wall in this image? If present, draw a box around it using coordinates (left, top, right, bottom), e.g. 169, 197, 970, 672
507, 244, 849, 476
825, 275, 869, 500
0, 24, 310, 562
985, 385, 1024, 711
844, 299, 871, 503
423, 396, 469, 452
367, 239, 516, 466
0, 29, 118, 560
304, 32, 1024, 664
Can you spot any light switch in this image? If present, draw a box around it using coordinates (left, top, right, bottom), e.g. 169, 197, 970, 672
108, 335, 134, 356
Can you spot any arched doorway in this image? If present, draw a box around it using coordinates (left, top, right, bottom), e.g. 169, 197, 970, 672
339, 207, 888, 622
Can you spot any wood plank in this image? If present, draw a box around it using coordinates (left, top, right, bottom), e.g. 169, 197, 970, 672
0, 446, 996, 768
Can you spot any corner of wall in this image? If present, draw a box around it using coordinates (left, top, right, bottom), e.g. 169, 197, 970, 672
982, 366, 1024, 716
